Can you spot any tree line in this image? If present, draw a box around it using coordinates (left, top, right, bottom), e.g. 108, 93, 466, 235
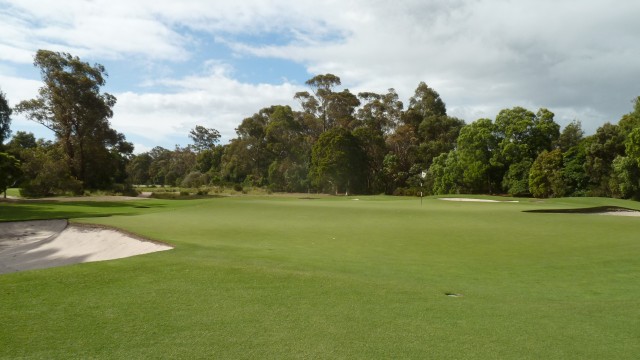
2, 50, 640, 199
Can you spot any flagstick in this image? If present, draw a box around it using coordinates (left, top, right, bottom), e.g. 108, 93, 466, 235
420, 171, 426, 207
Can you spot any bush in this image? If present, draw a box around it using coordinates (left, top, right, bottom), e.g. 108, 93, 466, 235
196, 187, 210, 196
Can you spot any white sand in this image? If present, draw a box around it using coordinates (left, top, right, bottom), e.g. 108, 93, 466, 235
438, 197, 519, 203
0, 219, 172, 274
598, 211, 640, 217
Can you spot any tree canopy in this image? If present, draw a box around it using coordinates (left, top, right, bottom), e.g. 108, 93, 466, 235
5, 58, 640, 200
0, 89, 11, 144
15, 50, 132, 192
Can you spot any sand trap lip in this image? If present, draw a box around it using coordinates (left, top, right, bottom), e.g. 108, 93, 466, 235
0, 219, 172, 274
524, 206, 640, 217
438, 197, 519, 203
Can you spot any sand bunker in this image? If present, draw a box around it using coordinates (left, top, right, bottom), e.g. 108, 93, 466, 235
598, 210, 640, 217
439, 197, 519, 203
0, 220, 172, 274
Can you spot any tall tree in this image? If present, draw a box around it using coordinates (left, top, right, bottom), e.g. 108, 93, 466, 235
405, 82, 447, 126
455, 118, 500, 193
529, 149, 565, 198
0, 89, 11, 145
15, 50, 132, 189
557, 120, 584, 152
295, 74, 359, 133
583, 123, 625, 196
493, 107, 560, 195
355, 89, 403, 193
309, 127, 366, 194
221, 107, 278, 184
189, 125, 221, 152
617, 96, 640, 135
265, 106, 310, 192
4, 131, 37, 161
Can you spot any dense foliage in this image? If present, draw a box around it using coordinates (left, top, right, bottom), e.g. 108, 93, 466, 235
125, 75, 640, 199
3, 51, 640, 199
6, 50, 133, 196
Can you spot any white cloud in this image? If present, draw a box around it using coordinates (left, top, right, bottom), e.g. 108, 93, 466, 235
227, 0, 640, 131
112, 64, 303, 147
2, 0, 639, 148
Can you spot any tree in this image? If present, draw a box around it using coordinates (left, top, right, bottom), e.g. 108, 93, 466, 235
265, 106, 310, 192
493, 107, 560, 195
126, 153, 153, 185
626, 127, 640, 163
189, 125, 220, 152
456, 118, 500, 193
557, 120, 584, 152
0, 89, 11, 145
529, 149, 565, 198
309, 127, 366, 194
15, 50, 132, 189
428, 150, 464, 195
221, 107, 279, 184
354, 89, 403, 193
147, 146, 172, 185
610, 155, 640, 199
19, 143, 82, 197
405, 82, 447, 126
0, 152, 21, 198
562, 143, 589, 197
583, 123, 625, 196
295, 74, 342, 132
617, 96, 640, 135
357, 89, 403, 135
4, 131, 37, 160
417, 115, 465, 168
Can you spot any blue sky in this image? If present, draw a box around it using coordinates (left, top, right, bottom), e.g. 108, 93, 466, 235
1, 0, 639, 153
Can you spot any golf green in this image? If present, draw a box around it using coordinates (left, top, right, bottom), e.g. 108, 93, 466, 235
1, 195, 639, 359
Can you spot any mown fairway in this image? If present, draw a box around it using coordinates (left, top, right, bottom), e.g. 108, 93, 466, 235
1, 195, 639, 359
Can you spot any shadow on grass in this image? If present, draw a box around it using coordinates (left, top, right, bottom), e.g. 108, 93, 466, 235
523, 206, 638, 214
0, 200, 165, 222
149, 194, 226, 200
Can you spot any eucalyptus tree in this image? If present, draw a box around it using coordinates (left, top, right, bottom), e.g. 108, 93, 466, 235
309, 127, 366, 194
15, 50, 132, 189
189, 125, 220, 152
221, 106, 281, 185
0, 89, 11, 145
355, 89, 403, 193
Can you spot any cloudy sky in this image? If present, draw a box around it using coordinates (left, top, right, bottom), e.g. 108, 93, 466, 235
1, 0, 639, 153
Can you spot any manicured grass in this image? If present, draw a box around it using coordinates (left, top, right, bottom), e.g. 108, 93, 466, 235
3, 188, 20, 198
1, 195, 639, 359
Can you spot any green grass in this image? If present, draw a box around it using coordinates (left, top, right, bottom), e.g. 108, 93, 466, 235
3, 188, 20, 198
1, 195, 639, 359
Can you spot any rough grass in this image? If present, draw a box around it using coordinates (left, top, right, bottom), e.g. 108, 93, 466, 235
1, 195, 639, 359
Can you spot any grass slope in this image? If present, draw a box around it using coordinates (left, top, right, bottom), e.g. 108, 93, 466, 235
1, 196, 639, 359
